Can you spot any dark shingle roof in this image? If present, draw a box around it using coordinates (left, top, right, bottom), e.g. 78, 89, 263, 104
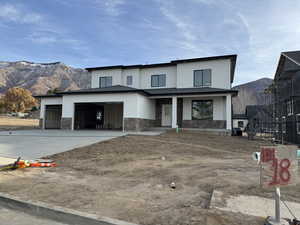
282, 51, 300, 64
56, 85, 142, 95
275, 50, 300, 80
143, 87, 238, 96
35, 85, 238, 98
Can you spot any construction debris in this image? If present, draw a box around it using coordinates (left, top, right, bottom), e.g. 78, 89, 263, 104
0, 157, 56, 171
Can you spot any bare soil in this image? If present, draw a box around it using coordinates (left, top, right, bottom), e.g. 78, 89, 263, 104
0, 131, 299, 225
0, 116, 39, 130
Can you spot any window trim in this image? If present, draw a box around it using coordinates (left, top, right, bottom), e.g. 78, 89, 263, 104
99, 76, 112, 88
191, 100, 213, 120
151, 74, 166, 87
126, 75, 133, 86
193, 69, 212, 87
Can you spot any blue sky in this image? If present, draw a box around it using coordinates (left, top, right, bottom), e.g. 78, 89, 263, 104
0, 0, 300, 85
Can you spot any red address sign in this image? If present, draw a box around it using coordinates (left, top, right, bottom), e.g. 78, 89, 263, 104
260, 146, 297, 188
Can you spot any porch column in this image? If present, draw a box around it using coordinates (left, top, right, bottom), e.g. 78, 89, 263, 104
172, 96, 177, 128
226, 94, 232, 130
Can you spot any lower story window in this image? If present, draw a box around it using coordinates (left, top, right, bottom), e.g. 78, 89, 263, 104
192, 100, 213, 120
238, 121, 244, 128
297, 114, 300, 134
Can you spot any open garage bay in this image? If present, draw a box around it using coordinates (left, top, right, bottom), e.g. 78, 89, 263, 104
74, 102, 123, 130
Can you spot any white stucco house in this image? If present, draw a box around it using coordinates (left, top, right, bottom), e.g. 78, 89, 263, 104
36, 55, 238, 132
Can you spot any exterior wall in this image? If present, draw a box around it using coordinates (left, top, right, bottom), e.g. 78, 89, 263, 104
182, 96, 226, 120
61, 118, 72, 129
90, 59, 232, 90
91, 66, 177, 89
139, 66, 177, 89
176, 59, 231, 89
62, 93, 139, 119
91, 68, 122, 88
137, 94, 156, 120
39, 119, 43, 129
124, 118, 155, 131
59, 93, 156, 130
121, 68, 140, 89
182, 120, 226, 129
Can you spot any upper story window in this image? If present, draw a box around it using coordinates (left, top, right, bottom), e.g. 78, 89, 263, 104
99, 76, 112, 88
194, 69, 212, 87
151, 74, 166, 87
126, 76, 133, 86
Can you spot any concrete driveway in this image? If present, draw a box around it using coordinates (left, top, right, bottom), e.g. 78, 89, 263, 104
0, 130, 126, 159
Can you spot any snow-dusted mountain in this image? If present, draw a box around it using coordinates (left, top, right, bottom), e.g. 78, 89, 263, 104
0, 61, 90, 95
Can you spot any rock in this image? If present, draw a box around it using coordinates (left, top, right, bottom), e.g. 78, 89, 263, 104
156, 184, 163, 189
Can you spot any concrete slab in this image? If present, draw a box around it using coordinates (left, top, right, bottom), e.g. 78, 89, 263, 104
0, 130, 162, 159
0, 206, 68, 225
0, 130, 126, 159
211, 190, 300, 219
0, 156, 16, 166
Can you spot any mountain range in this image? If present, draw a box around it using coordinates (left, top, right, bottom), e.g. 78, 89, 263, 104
232, 77, 273, 114
0, 61, 90, 95
0, 60, 273, 114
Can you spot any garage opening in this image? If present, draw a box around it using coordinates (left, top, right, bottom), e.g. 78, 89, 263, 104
45, 105, 62, 129
74, 102, 123, 130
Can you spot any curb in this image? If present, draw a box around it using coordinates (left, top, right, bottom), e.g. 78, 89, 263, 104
0, 192, 138, 225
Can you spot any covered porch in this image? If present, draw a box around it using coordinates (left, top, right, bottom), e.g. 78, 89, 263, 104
150, 93, 233, 131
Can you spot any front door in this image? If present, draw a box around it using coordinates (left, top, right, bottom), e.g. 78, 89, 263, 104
162, 104, 172, 126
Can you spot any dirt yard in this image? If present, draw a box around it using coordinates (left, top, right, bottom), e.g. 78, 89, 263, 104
0, 116, 39, 130
0, 131, 299, 225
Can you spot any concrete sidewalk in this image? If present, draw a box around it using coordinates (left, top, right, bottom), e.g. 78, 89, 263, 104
211, 190, 300, 219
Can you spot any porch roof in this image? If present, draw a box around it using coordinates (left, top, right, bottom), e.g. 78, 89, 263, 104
144, 87, 238, 96
35, 85, 238, 98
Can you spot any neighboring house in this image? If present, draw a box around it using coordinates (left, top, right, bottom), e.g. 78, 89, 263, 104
36, 55, 238, 132
245, 105, 273, 132
232, 114, 248, 131
273, 51, 300, 144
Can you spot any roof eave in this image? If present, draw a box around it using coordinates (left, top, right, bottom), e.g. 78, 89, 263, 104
147, 90, 238, 97
55, 89, 149, 96
34, 94, 62, 98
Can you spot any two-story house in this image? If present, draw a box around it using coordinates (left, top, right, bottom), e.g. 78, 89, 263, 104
37, 54, 238, 132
